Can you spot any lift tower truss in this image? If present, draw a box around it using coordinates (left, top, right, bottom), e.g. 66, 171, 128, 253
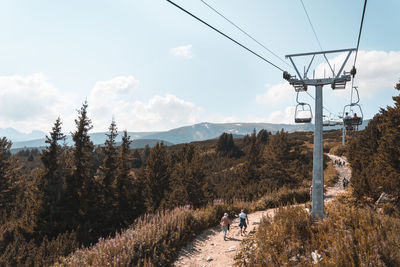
284, 48, 356, 218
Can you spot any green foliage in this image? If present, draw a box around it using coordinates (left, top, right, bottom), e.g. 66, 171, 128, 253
236, 203, 400, 266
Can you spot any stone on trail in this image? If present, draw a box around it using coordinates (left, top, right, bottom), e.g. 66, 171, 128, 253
206, 256, 213, 262
227, 246, 236, 252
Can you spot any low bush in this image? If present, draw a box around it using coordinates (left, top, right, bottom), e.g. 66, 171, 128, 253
236, 203, 400, 266
330, 144, 346, 157
324, 161, 339, 187
256, 187, 310, 210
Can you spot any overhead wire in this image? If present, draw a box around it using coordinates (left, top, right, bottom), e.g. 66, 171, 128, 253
299, 0, 352, 120
299, 0, 323, 51
166, 0, 285, 72
200, 0, 293, 70
353, 0, 368, 67
350, 0, 368, 108
168, 0, 350, 123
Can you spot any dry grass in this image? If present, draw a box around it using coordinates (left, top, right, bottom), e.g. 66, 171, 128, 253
324, 161, 339, 187
54, 188, 309, 266
236, 202, 400, 266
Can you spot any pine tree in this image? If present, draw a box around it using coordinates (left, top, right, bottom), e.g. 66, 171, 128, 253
143, 144, 150, 165
115, 130, 140, 227
132, 149, 142, 168
348, 81, 400, 199
216, 132, 242, 158
65, 101, 97, 243
0, 137, 12, 218
168, 144, 207, 208
257, 129, 270, 145
37, 118, 66, 237
144, 142, 170, 212
99, 120, 118, 232
247, 129, 261, 168
264, 129, 290, 162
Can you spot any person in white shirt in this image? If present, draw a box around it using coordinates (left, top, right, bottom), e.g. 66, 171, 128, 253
238, 210, 249, 236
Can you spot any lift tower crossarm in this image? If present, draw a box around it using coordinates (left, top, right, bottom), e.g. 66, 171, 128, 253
286, 48, 356, 58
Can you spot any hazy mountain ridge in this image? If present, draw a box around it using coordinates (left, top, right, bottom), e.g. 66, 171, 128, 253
0, 128, 46, 142
4, 120, 369, 149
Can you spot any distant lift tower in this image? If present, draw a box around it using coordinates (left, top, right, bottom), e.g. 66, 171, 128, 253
284, 48, 356, 218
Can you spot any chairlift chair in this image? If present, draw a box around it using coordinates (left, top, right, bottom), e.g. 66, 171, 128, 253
342, 86, 363, 131
342, 103, 363, 130
295, 103, 313, 123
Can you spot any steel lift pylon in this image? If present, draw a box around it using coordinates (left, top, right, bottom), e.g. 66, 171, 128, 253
284, 48, 356, 218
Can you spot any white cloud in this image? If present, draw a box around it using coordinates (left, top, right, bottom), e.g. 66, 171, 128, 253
265, 106, 296, 124
169, 45, 194, 59
0, 73, 69, 133
88, 76, 204, 132
313, 50, 400, 97
256, 82, 293, 104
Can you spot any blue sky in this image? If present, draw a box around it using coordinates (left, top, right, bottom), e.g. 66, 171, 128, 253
0, 0, 399, 133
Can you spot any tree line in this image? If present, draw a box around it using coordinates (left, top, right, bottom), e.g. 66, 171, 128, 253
0, 102, 314, 266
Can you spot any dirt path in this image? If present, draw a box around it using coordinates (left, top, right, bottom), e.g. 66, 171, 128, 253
325, 154, 351, 202
174, 155, 351, 267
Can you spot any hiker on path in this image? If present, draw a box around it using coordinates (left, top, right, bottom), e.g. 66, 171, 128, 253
221, 213, 231, 241
238, 210, 249, 236
343, 177, 349, 189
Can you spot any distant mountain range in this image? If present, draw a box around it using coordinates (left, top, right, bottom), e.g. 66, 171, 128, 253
2, 120, 370, 150
0, 128, 46, 142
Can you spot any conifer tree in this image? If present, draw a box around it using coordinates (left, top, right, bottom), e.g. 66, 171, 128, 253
216, 132, 242, 158
143, 144, 150, 165
169, 144, 207, 208
0, 137, 12, 218
131, 149, 142, 168
348, 81, 400, 199
37, 117, 66, 236
115, 130, 141, 227
144, 142, 170, 212
247, 129, 261, 168
257, 129, 270, 145
264, 129, 290, 162
99, 120, 118, 231
65, 101, 97, 242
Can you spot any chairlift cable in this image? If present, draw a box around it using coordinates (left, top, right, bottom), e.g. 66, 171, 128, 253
353, 0, 368, 67
350, 0, 367, 108
299, 0, 323, 51
200, 0, 293, 70
166, 0, 286, 72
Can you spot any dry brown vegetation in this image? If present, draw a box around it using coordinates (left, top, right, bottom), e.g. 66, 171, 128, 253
54, 187, 310, 266
236, 201, 400, 266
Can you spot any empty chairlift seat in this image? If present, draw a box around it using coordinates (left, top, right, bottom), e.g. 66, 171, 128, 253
295, 103, 312, 123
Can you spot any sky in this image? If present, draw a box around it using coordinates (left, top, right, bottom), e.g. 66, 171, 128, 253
0, 0, 399, 134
